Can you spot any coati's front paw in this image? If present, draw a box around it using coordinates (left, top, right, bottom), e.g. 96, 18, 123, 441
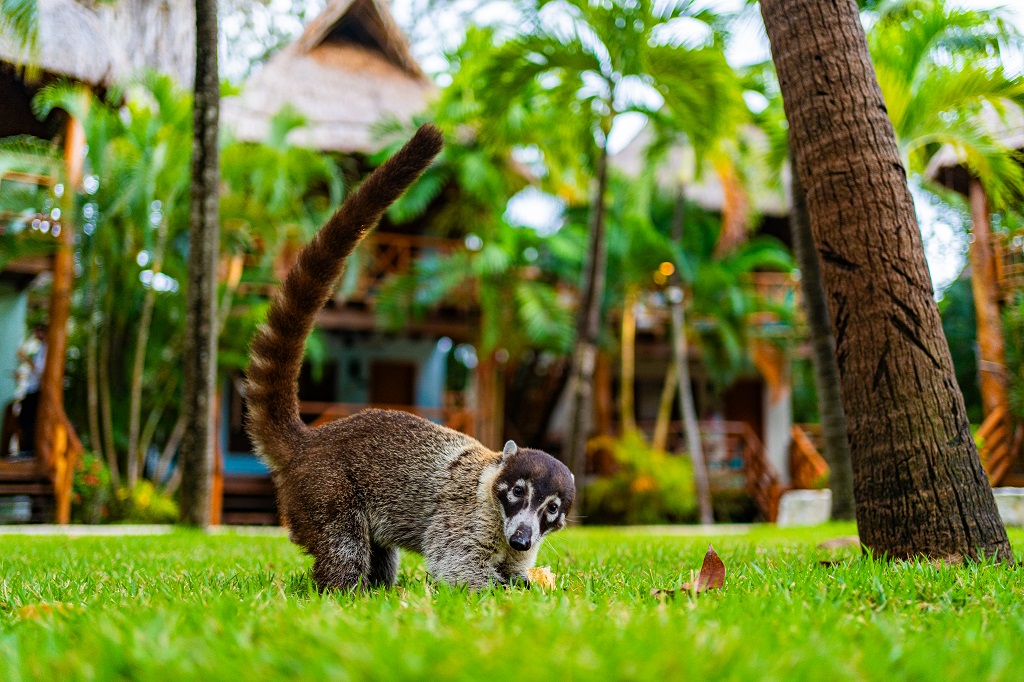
489, 570, 513, 587
509, 572, 531, 588
492, 570, 530, 588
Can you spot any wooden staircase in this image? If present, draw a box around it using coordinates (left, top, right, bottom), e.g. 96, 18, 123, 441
977, 405, 1022, 486
790, 423, 830, 490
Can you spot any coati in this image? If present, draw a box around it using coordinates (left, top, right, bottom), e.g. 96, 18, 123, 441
245, 124, 576, 591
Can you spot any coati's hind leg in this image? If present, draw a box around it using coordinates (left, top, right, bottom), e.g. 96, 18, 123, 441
310, 513, 372, 591
368, 544, 399, 587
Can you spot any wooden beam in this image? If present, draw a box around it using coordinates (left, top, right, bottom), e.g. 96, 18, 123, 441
34, 115, 86, 524
968, 180, 1011, 425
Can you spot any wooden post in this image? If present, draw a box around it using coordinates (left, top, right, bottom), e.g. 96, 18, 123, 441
476, 352, 497, 449
209, 390, 224, 526
593, 351, 614, 437
35, 116, 85, 524
968, 179, 1010, 422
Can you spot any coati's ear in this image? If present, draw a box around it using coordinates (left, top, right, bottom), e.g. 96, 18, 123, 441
501, 440, 518, 462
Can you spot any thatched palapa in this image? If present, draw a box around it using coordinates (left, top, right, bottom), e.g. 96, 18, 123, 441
925, 107, 1024, 195
222, 0, 433, 153
0, 0, 124, 86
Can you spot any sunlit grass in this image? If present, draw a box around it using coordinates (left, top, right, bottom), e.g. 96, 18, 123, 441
1, 524, 1023, 680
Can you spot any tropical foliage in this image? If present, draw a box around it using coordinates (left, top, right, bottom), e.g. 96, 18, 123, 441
867, 0, 1024, 205
3, 75, 340, 507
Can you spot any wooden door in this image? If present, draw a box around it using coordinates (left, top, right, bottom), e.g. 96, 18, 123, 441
370, 361, 416, 406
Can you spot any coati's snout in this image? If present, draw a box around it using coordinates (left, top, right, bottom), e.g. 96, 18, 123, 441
493, 440, 576, 552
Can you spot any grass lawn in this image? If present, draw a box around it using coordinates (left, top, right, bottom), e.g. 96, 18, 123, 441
2, 524, 1024, 681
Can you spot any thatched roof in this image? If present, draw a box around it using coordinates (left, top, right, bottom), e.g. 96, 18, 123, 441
222, 0, 433, 154
924, 107, 1024, 196
0, 0, 124, 86
612, 123, 790, 217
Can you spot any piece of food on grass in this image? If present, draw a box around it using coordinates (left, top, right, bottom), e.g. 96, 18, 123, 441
526, 566, 557, 589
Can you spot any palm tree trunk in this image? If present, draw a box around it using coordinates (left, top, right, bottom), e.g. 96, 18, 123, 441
178, 0, 220, 526
761, 0, 1011, 561
126, 217, 172, 487
619, 285, 639, 435
98, 295, 118, 486
670, 185, 713, 525
564, 139, 610, 509
788, 153, 855, 520
652, 358, 676, 452
85, 258, 110, 480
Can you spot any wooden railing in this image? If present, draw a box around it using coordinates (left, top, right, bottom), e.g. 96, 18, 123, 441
639, 418, 785, 521
790, 423, 829, 490
241, 232, 467, 301
298, 401, 479, 439
352, 232, 463, 301
0, 170, 59, 230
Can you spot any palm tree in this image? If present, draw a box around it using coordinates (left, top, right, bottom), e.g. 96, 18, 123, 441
606, 172, 793, 523
178, 0, 219, 526
480, 0, 733, 492
641, 64, 748, 524
760, 0, 1011, 560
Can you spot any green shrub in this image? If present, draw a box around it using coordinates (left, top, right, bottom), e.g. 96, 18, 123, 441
108, 480, 179, 524
583, 432, 697, 525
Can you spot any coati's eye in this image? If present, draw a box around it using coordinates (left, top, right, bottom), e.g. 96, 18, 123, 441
512, 485, 525, 496
547, 502, 559, 514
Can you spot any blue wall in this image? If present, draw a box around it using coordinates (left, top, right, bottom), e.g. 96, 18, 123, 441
328, 333, 448, 409
0, 286, 28, 408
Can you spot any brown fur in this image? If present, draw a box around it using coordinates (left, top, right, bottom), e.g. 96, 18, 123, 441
244, 124, 574, 591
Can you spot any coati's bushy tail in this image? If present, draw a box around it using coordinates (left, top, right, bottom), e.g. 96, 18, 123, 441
245, 124, 444, 468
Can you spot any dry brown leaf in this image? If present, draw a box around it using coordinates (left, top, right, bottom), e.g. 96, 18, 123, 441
817, 536, 860, 550
527, 565, 557, 589
16, 602, 74, 620
650, 544, 726, 599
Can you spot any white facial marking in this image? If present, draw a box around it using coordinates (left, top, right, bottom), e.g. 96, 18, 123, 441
541, 495, 562, 523
506, 479, 528, 504
505, 480, 539, 543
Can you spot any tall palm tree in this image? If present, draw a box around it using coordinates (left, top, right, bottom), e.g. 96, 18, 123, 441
178, 0, 220, 526
642, 65, 747, 524
480, 0, 733, 493
761, 0, 1012, 561
605, 171, 793, 523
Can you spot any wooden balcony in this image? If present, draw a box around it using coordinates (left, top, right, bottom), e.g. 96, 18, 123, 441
351, 232, 465, 303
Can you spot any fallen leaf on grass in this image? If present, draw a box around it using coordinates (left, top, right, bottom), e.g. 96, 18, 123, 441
527, 566, 557, 589
651, 545, 726, 599
817, 536, 860, 550
16, 602, 75, 620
